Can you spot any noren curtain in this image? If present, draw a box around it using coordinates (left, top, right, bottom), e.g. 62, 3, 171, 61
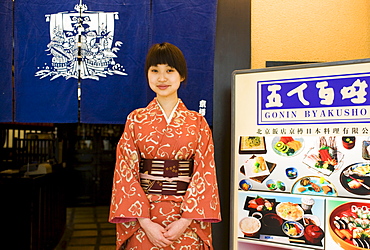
14, 1, 79, 123
0, 0, 13, 122
13, 0, 217, 125
151, 0, 217, 124
79, 1, 151, 124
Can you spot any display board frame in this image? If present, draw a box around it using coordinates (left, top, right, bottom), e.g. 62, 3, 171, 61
231, 58, 370, 250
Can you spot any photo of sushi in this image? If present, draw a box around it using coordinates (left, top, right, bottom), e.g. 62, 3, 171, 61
329, 202, 370, 249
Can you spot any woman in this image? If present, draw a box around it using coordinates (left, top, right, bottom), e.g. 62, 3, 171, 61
109, 42, 221, 249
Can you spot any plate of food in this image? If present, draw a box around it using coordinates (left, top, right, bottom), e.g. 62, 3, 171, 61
244, 156, 270, 178
244, 196, 275, 212
272, 136, 304, 157
275, 202, 304, 221
302, 136, 344, 176
329, 202, 370, 250
340, 163, 370, 195
282, 221, 304, 238
239, 136, 267, 154
291, 176, 337, 196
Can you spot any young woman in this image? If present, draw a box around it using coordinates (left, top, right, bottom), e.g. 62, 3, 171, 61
109, 42, 221, 249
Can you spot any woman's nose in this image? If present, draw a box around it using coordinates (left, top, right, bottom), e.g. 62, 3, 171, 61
158, 73, 167, 81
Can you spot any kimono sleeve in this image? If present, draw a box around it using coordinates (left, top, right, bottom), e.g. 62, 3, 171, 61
109, 112, 150, 223
181, 115, 221, 223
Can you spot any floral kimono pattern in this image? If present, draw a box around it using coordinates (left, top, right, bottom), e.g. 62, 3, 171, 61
109, 98, 221, 249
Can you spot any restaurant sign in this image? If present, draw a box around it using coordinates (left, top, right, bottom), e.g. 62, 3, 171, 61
258, 72, 370, 125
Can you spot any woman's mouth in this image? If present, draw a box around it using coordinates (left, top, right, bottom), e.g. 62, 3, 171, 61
157, 85, 169, 90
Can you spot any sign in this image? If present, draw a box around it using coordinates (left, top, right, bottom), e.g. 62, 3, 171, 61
231, 59, 370, 250
259, 73, 370, 125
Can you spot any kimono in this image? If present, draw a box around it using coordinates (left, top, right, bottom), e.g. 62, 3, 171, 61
109, 98, 221, 250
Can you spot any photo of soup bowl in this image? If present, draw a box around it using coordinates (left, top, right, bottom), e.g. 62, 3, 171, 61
239, 216, 261, 237
262, 213, 283, 228
342, 136, 356, 150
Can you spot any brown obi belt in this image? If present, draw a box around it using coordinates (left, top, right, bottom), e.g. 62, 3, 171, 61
139, 159, 194, 195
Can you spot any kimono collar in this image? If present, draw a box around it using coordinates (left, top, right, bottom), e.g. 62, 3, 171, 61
156, 98, 180, 124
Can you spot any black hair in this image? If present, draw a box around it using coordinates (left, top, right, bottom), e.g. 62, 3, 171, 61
145, 42, 187, 83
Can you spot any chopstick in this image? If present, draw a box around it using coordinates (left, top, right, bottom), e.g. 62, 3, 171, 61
347, 175, 370, 190
289, 239, 306, 243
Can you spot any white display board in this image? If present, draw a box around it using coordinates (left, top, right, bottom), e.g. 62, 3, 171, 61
231, 59, 370, 250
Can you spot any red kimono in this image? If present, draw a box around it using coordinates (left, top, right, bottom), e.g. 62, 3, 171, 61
109, 98, 221, 249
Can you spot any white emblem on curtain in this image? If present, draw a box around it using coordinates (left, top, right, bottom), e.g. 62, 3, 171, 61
35, 1, 127, 81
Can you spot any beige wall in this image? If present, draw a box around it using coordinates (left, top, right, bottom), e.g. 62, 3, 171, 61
251, 0, 370, 69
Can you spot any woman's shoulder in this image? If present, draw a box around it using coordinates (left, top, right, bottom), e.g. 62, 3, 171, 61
129, 107, 146, 115
178, 100, 206, 117
126, 100, 158, 120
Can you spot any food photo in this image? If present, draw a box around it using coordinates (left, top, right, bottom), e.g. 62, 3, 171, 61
272, 136, 304, 157
291, 176, 338, 196
340, 163, 370, 195
303, 136, 344, 176
239, 136, 267, 154
238, 192, 325, 248
237, 136, 370, 199
236, 136, 370, 249
327, 200, 370, 250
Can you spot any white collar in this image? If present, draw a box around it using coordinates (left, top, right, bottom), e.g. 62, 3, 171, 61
157, 99, 180, 124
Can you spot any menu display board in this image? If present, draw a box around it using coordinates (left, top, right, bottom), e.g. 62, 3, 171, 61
231, 59, 370, 250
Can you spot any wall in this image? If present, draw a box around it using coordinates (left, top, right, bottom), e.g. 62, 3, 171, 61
214, 1, 370, 249
213, 0, 251, 249
251, 0, 370, 69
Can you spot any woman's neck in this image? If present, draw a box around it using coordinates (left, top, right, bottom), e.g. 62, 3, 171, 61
156, 96, 179, 118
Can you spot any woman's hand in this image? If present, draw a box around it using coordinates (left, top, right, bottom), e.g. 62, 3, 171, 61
163, 218, 192, 241
138, 218, 173, 248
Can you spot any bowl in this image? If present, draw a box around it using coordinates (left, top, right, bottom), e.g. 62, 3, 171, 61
262, 213, 283, 228
276, 202, 304, 221
266, 179, 277, 190
239, 179, 252, 191
329, 202, 370, 250
342, 136, 356, 149
239, 217, 261, 236
305, 225, 325, 244
286, 167, 298, 179
282, 221, 304, 238
276, 180, 286, 191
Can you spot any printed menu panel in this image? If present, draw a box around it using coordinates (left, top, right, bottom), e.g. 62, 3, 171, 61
231, 59, 370, 250
238, 191, 325, 249
237, 136, 370, 199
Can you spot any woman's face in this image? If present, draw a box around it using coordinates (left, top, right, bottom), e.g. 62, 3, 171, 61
148, 64, 184, 99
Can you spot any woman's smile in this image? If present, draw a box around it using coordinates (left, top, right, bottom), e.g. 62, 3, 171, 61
148, 64, 182, 99
157, 84, 170, 90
